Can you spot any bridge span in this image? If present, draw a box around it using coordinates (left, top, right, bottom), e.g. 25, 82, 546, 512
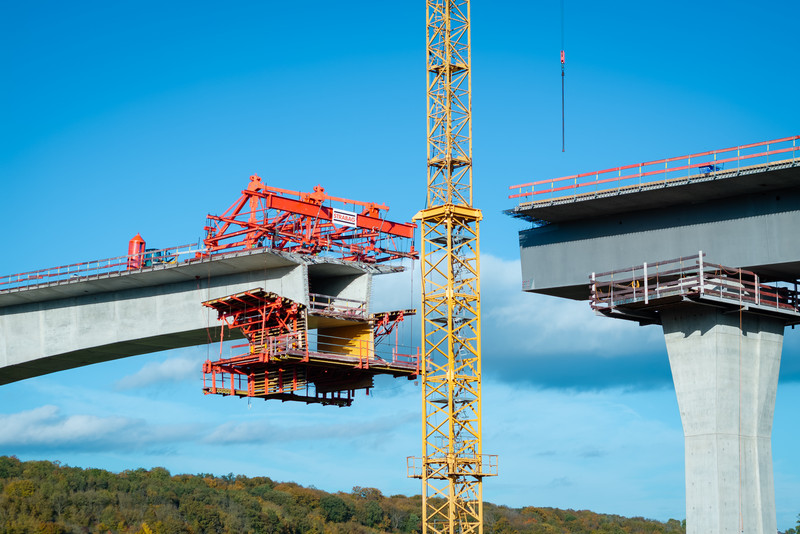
0, 247, 396, 386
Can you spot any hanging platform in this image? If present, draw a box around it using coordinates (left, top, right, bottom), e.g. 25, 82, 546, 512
202, 288, 418, 406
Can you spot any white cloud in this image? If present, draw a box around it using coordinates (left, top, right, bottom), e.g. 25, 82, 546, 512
370, 259, 418, 313
371, 253, 669, 389
480, 381, 686, 520
204, 410, 418, 445
480, 253, 661, 357
0, 405, 200, 452
0, 405, 132, 446
115, 354, 202, 390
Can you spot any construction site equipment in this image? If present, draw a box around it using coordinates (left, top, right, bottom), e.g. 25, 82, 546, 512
590, 252, 800, 325
203, 175, 417, 264
408, 2, 496, 533
1, 180, 418, 289
561, 0, 566, 152
202, 288, 419, 407
127, 234, 146, 270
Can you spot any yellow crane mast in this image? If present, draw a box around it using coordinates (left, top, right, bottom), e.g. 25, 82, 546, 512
410, 1, 496, 532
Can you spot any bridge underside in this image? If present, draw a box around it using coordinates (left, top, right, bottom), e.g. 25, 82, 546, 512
0, 327, 226, 385
0, 248, 397, 385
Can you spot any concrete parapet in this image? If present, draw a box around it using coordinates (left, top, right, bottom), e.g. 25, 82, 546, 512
662, 305, 782, 534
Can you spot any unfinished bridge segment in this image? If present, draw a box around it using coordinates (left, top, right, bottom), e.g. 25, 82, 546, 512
508, 136, 800, 534
0, 247, 398, 387
0, 178, 419, 407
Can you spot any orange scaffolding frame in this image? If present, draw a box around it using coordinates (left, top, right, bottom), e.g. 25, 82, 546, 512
202, 288, 418, 407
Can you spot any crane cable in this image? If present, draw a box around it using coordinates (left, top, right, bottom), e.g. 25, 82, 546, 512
561, 0, 566, 152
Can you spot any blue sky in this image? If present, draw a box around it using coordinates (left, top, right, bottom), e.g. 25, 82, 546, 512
1, 0, 799, 529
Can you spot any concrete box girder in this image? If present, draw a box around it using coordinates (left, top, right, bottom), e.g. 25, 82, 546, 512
0, 248, 388, 385
515, 161, 800, 300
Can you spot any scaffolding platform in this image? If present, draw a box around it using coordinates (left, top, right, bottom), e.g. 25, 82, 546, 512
590, 252, 800, 325
202, 288, 418, 406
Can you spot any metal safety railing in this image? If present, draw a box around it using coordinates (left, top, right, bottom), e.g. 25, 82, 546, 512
509, 135, 800, 203
590, 252, 800, 314
406, 454, 499, 479
308, 293, 368, 320
308, 331, 418, 368
0, 243, 206, 292
220, 329, 418, 370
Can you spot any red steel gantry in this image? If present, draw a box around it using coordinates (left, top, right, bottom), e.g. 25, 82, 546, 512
203, 174, 417, 263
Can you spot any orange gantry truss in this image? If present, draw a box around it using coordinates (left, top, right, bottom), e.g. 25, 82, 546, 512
202, 289, 418, 407
203, 175, 418, 263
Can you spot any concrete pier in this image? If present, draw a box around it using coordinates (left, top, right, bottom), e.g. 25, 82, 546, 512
662, 306, 783, 534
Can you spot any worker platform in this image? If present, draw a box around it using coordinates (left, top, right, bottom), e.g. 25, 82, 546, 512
590, 251, 800, 325
201, 289, 417, 406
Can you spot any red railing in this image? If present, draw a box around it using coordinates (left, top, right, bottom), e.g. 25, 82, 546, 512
590, 252, 800, 315
0, 243, 206, 292
509, 135, 800, 203
217, 330, 418, 371
308, 293, 368, 320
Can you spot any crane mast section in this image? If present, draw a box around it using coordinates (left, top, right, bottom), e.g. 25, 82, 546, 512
417, 206, 491, 533
426, 0, 473, 209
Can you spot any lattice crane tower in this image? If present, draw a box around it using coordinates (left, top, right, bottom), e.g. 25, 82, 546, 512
410, 1, 496, 532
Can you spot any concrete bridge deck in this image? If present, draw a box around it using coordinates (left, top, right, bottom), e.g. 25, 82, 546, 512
0, 247, 398, 385
511, 155, 800, 299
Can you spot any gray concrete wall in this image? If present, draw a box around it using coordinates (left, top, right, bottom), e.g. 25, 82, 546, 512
308, 269, 372, 309
662, 305, 782, 534
0, 252, 383, 385
519, 188, 800, 299
0, 265, 307, 384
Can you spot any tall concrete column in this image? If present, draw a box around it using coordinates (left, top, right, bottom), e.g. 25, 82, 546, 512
662, 306, 783, 534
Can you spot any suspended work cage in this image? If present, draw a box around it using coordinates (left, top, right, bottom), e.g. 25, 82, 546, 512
202, 289, 418, 406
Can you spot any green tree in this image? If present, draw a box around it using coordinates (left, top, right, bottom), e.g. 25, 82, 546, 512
0, 456, 23, 479
402, 512, 421, 533
319, 495, 353, 523
358, 499, 384, 528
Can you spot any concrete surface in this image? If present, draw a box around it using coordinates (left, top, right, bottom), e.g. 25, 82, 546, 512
514, 159, 800, 300
662, 305, 782, 534
0, 248, 395, 385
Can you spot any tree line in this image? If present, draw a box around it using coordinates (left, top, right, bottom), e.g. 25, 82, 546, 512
0, 455, 700, 533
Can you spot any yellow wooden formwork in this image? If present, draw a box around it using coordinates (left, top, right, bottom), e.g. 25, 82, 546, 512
317, 324, 374, 359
